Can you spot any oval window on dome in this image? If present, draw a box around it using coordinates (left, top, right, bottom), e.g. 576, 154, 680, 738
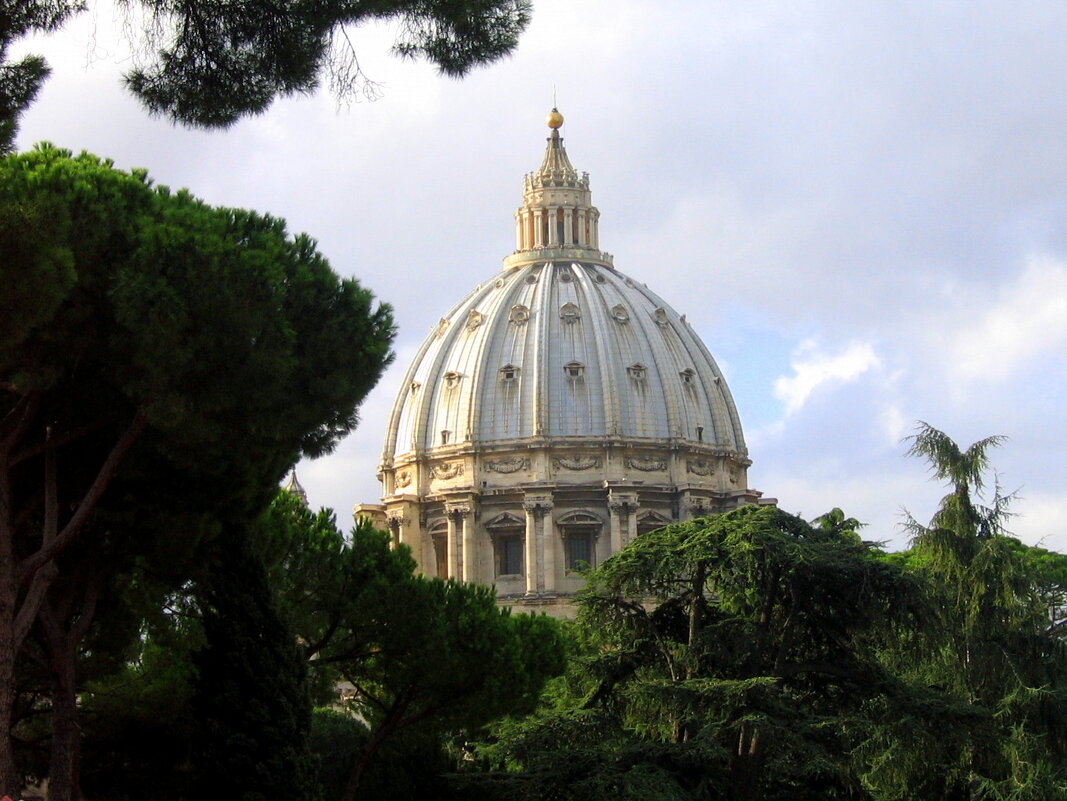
509, 304, 530, 324
611, 304, 630, 324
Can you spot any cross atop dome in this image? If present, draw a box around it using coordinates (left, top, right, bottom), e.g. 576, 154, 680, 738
506, 108, 610, 268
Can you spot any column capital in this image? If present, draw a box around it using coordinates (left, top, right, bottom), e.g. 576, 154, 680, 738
523, 494, 554, 516
445, 503, 472, 520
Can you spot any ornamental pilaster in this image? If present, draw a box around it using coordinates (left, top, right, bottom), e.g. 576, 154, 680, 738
445, 503, 472, 582
608, 491, 639, 550
522, 494, 554, 596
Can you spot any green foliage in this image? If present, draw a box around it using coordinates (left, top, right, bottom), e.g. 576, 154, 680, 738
190, 530, 316, 801
246, 492, 568, 799
0, 144, 393, 796
475, 506, 936, 801
889, 424, 1067, 799
125, 0, 532, 126
0, 0, 530, 136
0, 0, 83, 151
1, 143, 394, 502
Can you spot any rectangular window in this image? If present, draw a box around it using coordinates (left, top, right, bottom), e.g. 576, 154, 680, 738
564, 534, 592, 571
498, 536, 523, 576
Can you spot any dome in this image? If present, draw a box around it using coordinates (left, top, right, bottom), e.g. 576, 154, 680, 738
383, 260, 746, 455
359, 112, 764, 610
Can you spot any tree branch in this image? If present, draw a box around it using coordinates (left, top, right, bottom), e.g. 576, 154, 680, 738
19, 414, 147, 586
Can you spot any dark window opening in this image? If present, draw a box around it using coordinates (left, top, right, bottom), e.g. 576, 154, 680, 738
497, 536, 523, 576
564, 533, 593, 571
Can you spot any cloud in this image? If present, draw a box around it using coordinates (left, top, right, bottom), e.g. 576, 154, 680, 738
950, 254, 1067, 382
1011, 493, 1067, 553
773, 340, 881, 416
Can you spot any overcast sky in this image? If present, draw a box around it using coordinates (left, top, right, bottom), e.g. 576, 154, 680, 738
15, 0, 1067, 551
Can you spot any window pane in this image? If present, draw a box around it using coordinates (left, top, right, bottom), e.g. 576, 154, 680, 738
498, 537, 523, 575
565, 534, 592, 571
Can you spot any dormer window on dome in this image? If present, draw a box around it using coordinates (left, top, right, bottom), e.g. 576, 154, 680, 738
443, 371, 462, 389
680, 368, 695, 384
560, 302, 581, 324
564, 362, 585, 379
627, 363, 647, 380
500, 364, 519, 381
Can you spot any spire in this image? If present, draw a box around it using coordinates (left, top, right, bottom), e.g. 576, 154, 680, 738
505, 108, 611, 268
282, 468, 308, 505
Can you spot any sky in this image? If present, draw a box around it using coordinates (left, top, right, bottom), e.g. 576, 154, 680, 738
14, 0, 1067, 551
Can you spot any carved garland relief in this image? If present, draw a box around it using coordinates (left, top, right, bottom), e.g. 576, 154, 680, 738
553, 455, 601, 471
484, 457, 530, 474
687, 459, 712, 476
430, 462, 464, 480
625, 456, 666, 472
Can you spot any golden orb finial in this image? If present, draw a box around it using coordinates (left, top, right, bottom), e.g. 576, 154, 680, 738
546, 107, 564, 129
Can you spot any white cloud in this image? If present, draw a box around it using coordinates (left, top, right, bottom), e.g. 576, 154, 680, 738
773, 340, 881, 416
879, 403, 909, 446
1010, 491, 1067, 554
951, 254, 1067, 382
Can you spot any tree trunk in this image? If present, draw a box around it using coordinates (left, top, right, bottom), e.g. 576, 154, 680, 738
39, 573, 101, 801
0, 511, 21, 798
733, 722, 763, 798
341, 721, 394, 801
46, 657, 81, 801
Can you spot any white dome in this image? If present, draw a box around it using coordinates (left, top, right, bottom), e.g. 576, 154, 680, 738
383, 259, 746, 458
360, 113, 763, 609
